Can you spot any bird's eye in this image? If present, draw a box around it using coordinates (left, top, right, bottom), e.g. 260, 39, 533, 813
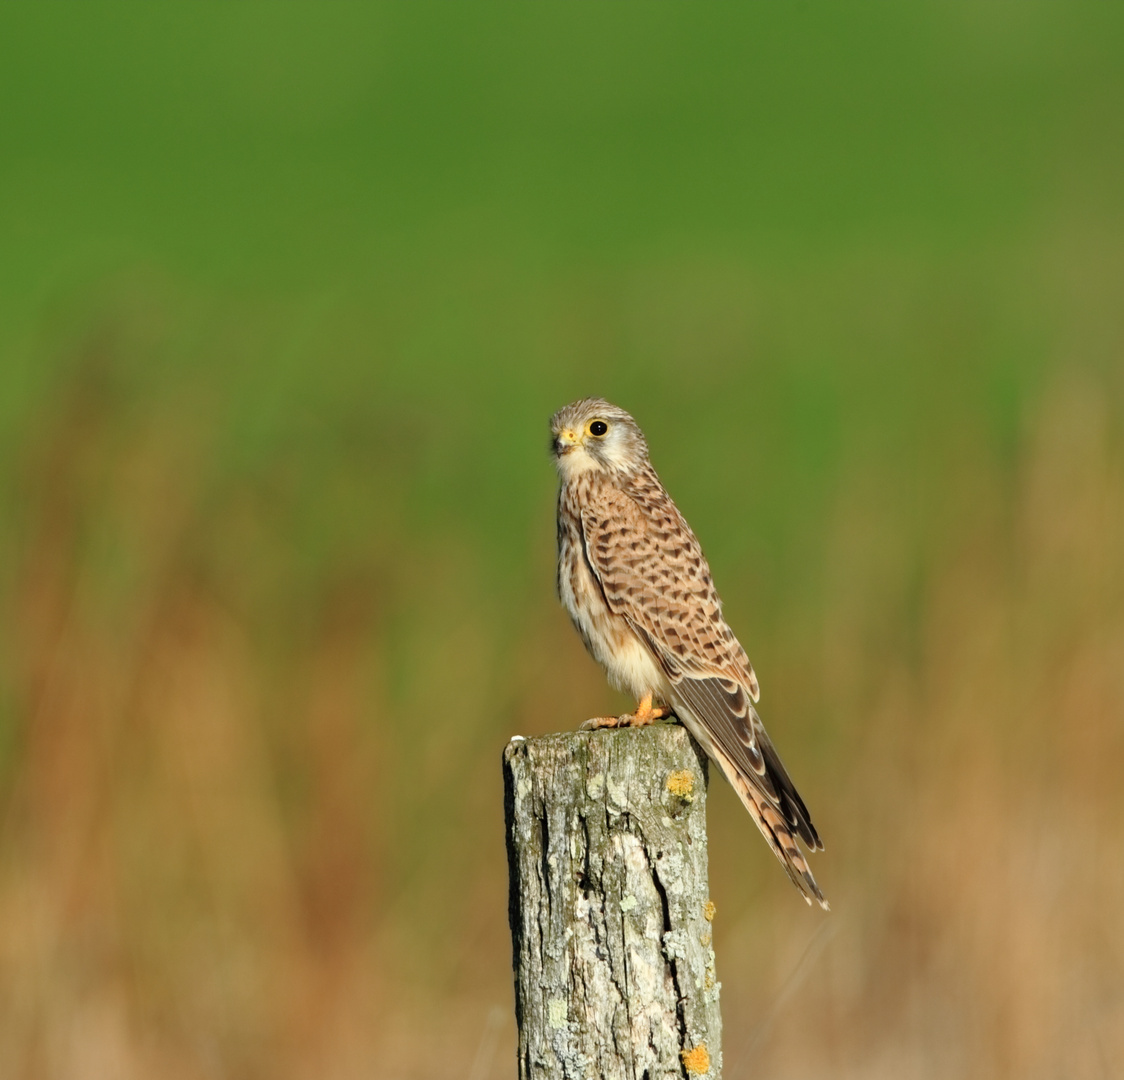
588, 420, 609, 437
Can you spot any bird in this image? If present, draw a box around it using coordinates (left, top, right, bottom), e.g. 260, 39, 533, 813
551, 397, 827, 909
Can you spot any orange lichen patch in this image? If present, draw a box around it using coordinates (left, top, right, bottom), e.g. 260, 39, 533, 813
703, 899, 716, 922
681, 1043, 710, 1074
666, 769, 695, 799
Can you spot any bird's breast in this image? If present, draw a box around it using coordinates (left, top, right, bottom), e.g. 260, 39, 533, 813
557, 500, 667, 702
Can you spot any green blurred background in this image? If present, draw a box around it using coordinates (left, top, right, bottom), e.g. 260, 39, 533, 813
2, 7, 1122, 1078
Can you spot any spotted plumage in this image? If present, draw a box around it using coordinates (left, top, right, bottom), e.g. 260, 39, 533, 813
551, 398, 827, 908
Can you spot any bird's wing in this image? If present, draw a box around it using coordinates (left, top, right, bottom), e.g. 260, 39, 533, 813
578, 481, 758, 691
579, 483, 822, 861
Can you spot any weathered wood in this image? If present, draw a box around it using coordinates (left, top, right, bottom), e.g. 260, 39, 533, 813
504, 724, 722, 1079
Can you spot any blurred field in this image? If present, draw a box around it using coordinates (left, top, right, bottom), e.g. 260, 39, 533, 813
2, 7, 1123, 1079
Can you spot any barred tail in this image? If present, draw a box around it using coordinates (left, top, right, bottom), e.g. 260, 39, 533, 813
670, 699, 829, 910
731, 768, 829, 909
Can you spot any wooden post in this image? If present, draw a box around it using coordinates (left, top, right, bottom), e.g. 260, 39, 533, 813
504, 724, 722, 1079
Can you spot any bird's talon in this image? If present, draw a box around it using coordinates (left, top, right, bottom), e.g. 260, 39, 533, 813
582, 699, 675, 731
622, 710, 656, 727
581, 716, 622, 731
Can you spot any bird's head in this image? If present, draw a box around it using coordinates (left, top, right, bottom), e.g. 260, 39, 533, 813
550, 398, 649, 480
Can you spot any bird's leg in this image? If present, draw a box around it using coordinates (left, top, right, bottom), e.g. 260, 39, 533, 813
628, 692, 673, 725
581, 693, 674, 730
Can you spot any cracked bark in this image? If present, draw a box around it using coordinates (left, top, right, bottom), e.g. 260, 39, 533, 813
504, 724, 723, 1079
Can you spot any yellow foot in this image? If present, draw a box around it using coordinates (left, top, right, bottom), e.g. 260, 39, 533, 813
581, 694, 673, 731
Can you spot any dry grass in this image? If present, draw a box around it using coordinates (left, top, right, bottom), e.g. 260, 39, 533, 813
1, 358, 1121, 1080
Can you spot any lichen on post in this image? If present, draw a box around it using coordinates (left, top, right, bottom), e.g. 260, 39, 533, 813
503, 724, 722, 1079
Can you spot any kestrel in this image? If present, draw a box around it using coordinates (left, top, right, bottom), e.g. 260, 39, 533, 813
551, 398, 827, 908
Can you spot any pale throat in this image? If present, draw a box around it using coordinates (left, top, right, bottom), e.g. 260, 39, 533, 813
554, 440, 639, 481
554, 446, 603, 481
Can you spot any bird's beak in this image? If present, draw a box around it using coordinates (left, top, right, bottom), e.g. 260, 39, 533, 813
553, 428, 580, 455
